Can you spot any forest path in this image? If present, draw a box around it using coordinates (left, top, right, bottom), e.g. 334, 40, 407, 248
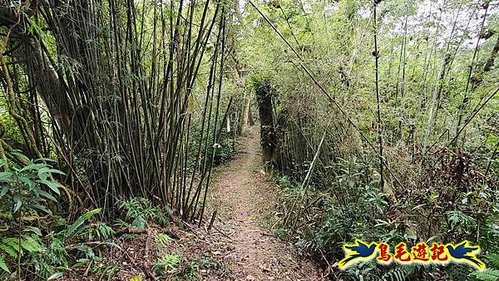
208, 126, 322, 280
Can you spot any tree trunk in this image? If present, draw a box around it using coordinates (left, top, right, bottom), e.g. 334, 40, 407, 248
255, 80, 276, 172
240, 97, 255, 133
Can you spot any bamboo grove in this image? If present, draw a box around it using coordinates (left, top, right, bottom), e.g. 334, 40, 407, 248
241, 1, 498, 278
0, 0, 231, 221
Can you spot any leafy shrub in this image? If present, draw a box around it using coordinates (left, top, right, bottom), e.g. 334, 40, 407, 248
214, 136, 235, 165
0, 152, 108, 279
0, 156, 64, 277
276, 154, 498, 280
154, 233, 172, 251
470, 254, 499, 281
0, 156, 64, 217
152, 253, 181, 276
118, 197, 169, 228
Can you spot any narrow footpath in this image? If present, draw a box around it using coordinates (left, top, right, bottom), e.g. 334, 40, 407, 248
208, 126, 322, 280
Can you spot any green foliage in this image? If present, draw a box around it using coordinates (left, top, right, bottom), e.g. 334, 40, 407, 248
84, 222, 115, 241
152, 253, 181, 276
0, 0, 497, 280
65, 208, 102, 239
0, 207, 103, 279
282, 158, 388, 256
177, 256, 224, 280
379, 265, 417, 281
470, 254, 499, 281
276, 174, 294, 189
179, 261, 198, 280
488, 254, 499, 269
0, 116, 20, 143
154, 233, 172, 251
118, 198, 169, 228
447, 210, 478, 233
472, 269, 499, 281
93, 263, 120, 281
0, 155, 65, 277
0, 157, 64, 217
214, 137, 235, 165
276, 152, 497, 279
191, 256, 220, 271
0, 234, 44, 274
0, 153, 106, 279
188, 122, 236, 167
0, 255, 8, 273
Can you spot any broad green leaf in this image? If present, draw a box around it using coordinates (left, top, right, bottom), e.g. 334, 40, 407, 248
21, 236, 43, 253
12, 194, 22, 213
9, 151, 29, 163
32, 203, 52, 215
40, 179, 61, 195
37, 167, 50, 175
1, 238, 19, 252
38, 171, 48, 181
19, 163, 46, 172
0, 243, 18, 258
19, 176, 35, 188
0, 185, 9, 198
35, 158, 56, 163
46, 168, 65, 176
38, 167, 65, 180
66, 208, 102, 238
39, 190, 57, 202
0, 255, 10, 273
0, 172, 12, 182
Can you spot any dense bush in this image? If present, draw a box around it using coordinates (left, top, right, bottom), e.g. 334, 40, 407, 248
0, 153, 108, 279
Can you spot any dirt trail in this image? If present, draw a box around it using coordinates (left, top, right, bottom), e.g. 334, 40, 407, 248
208, 126, 322, 280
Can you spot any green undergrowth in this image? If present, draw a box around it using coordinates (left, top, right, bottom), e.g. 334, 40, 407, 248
0, 152, 228, 280
272, 155, 499, 281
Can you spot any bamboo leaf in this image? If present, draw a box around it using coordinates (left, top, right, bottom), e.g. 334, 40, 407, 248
0, 255, 10, 273
8, 151, 29, 163
19, 176, 35, 188
46, 169, 65, 176
66, 208, 102, 238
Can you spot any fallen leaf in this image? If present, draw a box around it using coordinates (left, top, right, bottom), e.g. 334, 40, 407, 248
259, 262, 271, 272
129, 275, 143, 281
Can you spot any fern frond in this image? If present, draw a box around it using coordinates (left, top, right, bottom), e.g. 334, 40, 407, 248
381, 265, 415, 281
487, 254, 499, 269
470, 269, 499, 281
